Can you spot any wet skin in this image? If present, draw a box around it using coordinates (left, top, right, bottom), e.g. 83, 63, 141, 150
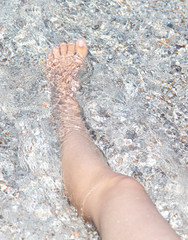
46, 39, 180, 240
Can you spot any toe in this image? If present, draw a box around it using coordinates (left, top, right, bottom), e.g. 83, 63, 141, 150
76, 39, 88, 59
53, 46, 61, 59
47, 50, 54, 61
60, 43, 67, 57
47, 50, 54, 67
67, 43, 75, 56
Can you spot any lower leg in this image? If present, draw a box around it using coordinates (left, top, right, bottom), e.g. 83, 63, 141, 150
61, 117, 115, 218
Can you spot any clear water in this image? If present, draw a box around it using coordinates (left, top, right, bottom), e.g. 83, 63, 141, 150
0, 0, 187, 239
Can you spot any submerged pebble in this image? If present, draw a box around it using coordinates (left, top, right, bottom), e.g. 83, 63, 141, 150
0, 0, 187, 239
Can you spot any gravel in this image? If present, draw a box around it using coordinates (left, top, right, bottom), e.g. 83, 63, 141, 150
0, 0, 187, 239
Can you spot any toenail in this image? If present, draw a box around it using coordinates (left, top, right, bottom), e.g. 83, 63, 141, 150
78, 40, 84, 47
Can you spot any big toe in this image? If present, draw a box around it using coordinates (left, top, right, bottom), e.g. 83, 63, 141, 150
76, 39, 88, 59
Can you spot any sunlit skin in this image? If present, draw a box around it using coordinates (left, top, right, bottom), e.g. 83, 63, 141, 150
46, 39, 180, 240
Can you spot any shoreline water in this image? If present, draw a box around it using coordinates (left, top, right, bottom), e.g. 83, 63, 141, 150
0, 0, 187, 239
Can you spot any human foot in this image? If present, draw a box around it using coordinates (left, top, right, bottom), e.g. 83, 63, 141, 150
46, 39, 88, 138
46, 39, 88, 96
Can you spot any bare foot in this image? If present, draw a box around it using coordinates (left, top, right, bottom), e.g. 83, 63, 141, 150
46, 39, 88, 96
46, 39, 88, 138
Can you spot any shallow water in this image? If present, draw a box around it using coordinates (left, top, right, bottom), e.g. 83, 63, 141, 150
0, 0, 188, 239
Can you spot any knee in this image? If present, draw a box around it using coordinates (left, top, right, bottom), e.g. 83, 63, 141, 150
85, 173, 145, 227
104, 173, 145, 194
83, 172, 144, 220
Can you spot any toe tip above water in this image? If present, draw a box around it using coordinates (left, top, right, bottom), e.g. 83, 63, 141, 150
76, 39, 88, 59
